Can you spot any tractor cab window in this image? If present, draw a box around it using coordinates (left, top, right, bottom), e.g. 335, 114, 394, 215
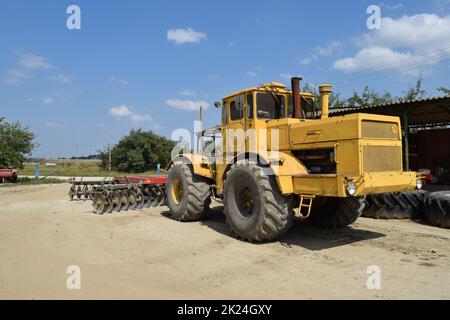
222, 102, 228, 124
256, 93, 285, 120
247, 94, 254, 119
287, 95, 318, 119
230, 101, 243, 121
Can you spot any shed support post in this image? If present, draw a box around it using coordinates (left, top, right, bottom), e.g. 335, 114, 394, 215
403, 108, 410, 171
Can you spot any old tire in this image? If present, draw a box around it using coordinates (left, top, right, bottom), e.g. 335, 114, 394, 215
309, 197, 365, 229
422, 191, 450, 229
167, 163, 212, 221
363, 190, 428, 220
223, 163, 295, 242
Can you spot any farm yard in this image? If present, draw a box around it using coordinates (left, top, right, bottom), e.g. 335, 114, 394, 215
0, 183, 449, 300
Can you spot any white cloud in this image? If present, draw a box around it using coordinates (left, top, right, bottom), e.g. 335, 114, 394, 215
165, 99, 209, 111
179, 89, 195, 96
108, 105, 152, 123
109, 77, 128, 85
3, 69, 30, 84
334, 14, 450, 73
109, 105, 133, 117
167, 28, 207, 44
129, 114, 152, 122
41, 96, 56, 105
334, 46, 413, 72
300, 41, 343, 65
45, 121, 65, 128
19, 52, 52, 69
51, 74, 71, 84
246, 70, 258, 77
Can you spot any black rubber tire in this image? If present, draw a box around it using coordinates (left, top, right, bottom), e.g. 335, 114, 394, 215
223, 163, 295, 242
308, 197, 366, 229
363, 190, 428, 220
167, 163, 211, 221
422, 191, 450, 229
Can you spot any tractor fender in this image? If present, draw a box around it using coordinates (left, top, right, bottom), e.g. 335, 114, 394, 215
168, 154, 214, 180
222, 152, 308, 195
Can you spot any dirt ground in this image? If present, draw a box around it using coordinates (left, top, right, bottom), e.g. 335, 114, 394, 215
0, 183, 449, 300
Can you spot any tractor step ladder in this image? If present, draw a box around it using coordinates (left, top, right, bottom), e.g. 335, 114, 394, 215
295, 194, 315, 219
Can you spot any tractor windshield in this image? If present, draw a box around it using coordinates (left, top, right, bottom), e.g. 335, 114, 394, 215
287, 95, 318, 119
256, 93, 286, 119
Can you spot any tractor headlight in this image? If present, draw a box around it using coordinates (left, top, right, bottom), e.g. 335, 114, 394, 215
347, 181, 357, 196
416, 178, 423, 190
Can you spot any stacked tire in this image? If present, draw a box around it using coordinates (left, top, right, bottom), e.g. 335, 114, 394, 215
363, 190, 428, 220
422, 191, 450, 229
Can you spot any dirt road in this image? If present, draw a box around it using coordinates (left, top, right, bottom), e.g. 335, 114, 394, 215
0, 184, 449, 299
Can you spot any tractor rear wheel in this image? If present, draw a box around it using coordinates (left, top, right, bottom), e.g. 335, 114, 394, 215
167, 163, 212, 221
223, 163, 295, 242
422, 191, 450, 229
363, 190, 428, 220
308, 197, 365, 229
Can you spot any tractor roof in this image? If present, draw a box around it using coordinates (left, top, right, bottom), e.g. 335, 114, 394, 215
222, 82, 316, 100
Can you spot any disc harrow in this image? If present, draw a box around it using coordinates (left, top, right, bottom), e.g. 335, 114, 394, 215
69, 176, 167, 214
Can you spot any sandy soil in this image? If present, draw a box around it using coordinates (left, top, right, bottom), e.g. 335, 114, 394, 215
0, 183, 449, 300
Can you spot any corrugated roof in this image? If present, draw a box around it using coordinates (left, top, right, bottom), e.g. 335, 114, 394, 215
330, 96, 450, 127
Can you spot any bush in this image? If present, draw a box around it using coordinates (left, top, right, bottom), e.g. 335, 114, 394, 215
98, 129, 175, 173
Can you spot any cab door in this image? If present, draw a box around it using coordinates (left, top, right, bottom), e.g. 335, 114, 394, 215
226, 95, 246, 155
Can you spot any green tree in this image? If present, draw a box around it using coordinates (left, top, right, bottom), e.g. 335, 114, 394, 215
0, 117, 36, 168
401, 76, 427, 102
346, 86, 396, 108
437, 86, 450, 95
99, 129, 176, 173
302, 83, 346, 109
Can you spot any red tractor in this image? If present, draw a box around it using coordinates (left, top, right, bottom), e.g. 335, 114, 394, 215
0, 169, 18, 183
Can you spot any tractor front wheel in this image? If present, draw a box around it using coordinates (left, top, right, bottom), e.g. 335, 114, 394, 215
223, 163, 295, 242
167, 163, 212, 221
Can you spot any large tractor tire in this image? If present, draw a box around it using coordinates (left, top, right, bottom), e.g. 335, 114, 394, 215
308, 197, 365, 229
223, 163, 295, 242
422, 191, 450, 229
363, 190, 428, 220
167, 163, 212, 222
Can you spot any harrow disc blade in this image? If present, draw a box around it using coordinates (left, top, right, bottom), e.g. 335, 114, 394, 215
134, 188, 145, 209
128, 190, 138, 210
69, 186, 75, 201
111, 192, 122, 212
92, 195, 107, 214
120, 191, 130, 211
143, 188, 152, 208
76, 186, 82, 200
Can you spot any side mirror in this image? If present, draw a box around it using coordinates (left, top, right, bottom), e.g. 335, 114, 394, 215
214, 101, 221, 108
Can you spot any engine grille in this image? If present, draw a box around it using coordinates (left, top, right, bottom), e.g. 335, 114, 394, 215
362, 121, 399, 140
363, 146, 402, 172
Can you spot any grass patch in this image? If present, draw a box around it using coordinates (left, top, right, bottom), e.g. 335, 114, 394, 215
1, 177, 66, 187
19, 159, 162, 177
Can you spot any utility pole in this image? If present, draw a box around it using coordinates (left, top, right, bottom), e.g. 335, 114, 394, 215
75, 144, 79, 167
199, 105, 203, 153
108, 135, 112, 172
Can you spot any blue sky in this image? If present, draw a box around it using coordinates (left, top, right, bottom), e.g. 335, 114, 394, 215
1, 0, 450, 158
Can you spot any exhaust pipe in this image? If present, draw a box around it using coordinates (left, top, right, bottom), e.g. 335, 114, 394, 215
291, 77, 303, 119
319, 84, 332, 120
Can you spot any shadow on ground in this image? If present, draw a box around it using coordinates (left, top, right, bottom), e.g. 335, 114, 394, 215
161, 206, 385, 251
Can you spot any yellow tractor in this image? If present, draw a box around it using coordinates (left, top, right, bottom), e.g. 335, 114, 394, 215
166, 77, 422, 241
